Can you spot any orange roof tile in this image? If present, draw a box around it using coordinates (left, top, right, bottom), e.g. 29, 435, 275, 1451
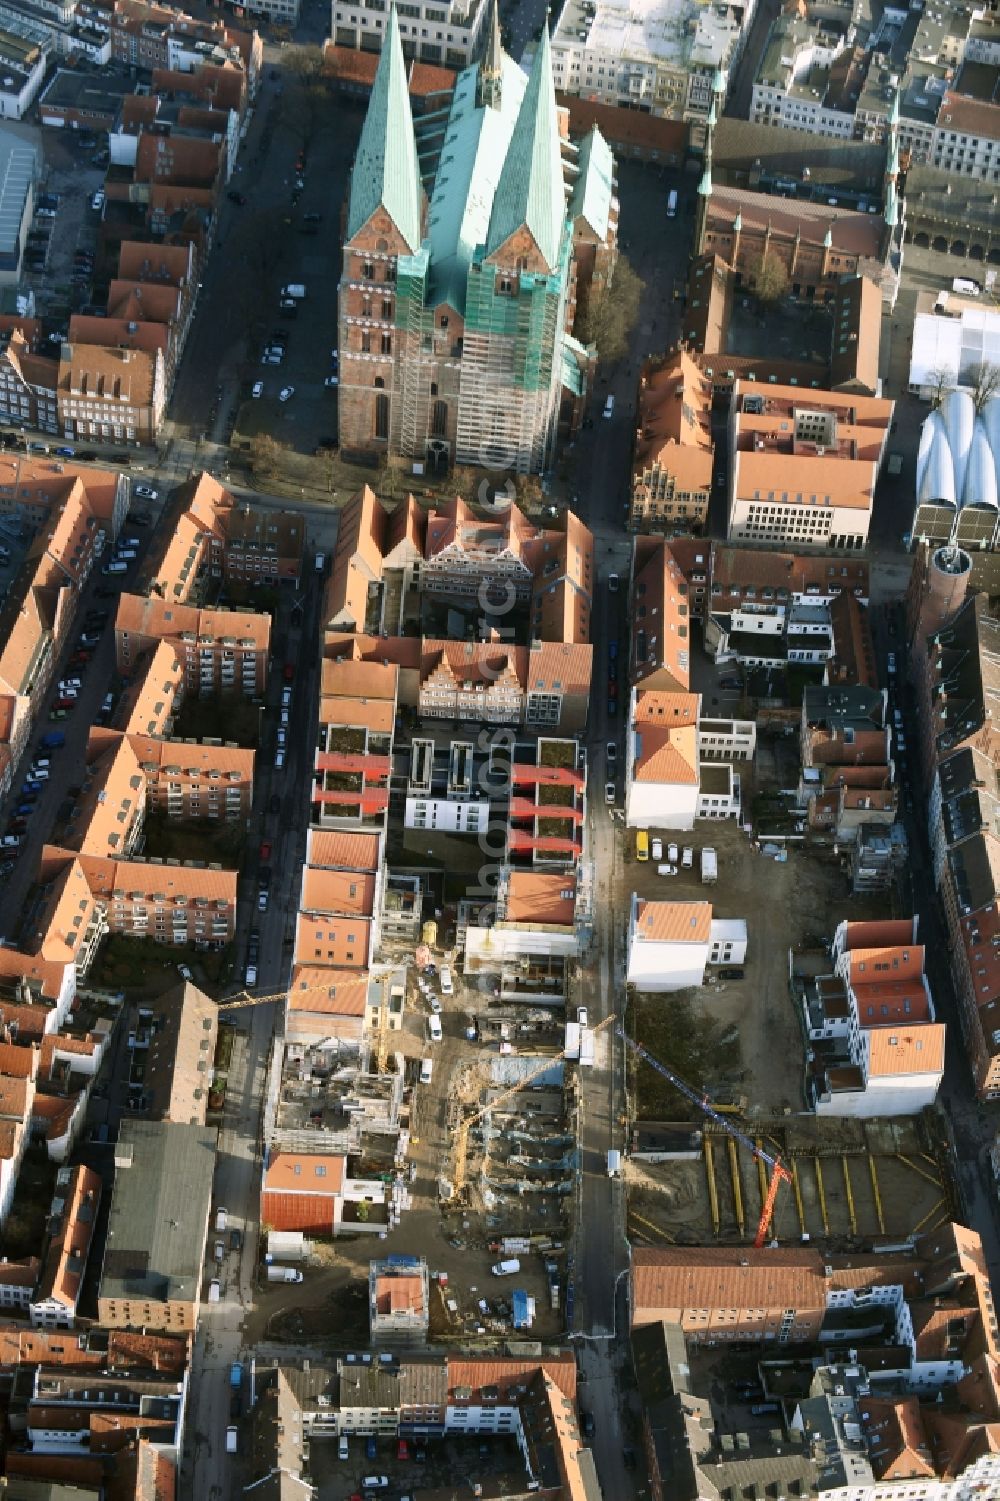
505, 872, 577, 927
866, 1024, 945, 1078
447, 1353, 576, 1401
301, 868, 377, 917
287, 968, 369, 1017
634, 900, 712, 945
306, 830, 381, 872
263, 1153, 345, 1195
293, 914, 371, 970
375, 1273, 425, 1315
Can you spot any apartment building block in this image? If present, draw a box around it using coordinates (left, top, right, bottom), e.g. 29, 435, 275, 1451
97, 858, 237, 947
108, 1, 261, 94
551, 0, 752, 124
315, 658, 396, 830
30, 1163, 101, 1328
125, 979, 218, 1125
802, 917, 945, 1115
128, 732, 255, 822
97, 1118, 216, 1333
0, 329, 60, 434
727, 383, 893, 552
57, 343, 165, 446
331, 0, 489, 67
223, 501, 305, 586
115, 595, 270, 697
630, 350, 713, 535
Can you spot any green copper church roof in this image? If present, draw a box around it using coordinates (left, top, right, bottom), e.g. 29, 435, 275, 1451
485, 25, 566, 271
568, 126, 614, 240
424, 51, 528, 313
346, 5, 423, 252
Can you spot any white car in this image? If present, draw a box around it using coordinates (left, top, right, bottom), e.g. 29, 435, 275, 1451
651, 837, 663, 861
252, 380, 264, 398
324, 374, 339, 387
279, 385, 295, 402
608, 572, 620, 593
440, 966, 454, 995
361, 1480, 389, 1492
605, 781, 615, 804
577, 1006, 588, 1028
667, 842, 679, 864
428, 996, 442, 1015
274, 749, 285, 769
681, 847, 694, 869
133, 484, 158, 500
91, 190, 104, 210
177, 964, 193, 980
245, 960, 258, 986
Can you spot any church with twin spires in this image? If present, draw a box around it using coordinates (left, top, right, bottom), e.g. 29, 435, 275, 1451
337, 2, 618, 475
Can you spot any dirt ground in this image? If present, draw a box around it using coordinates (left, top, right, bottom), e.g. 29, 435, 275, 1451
246, 968, 569, 1349
626, 1113, 958, 1250
625, 817, 890, 1115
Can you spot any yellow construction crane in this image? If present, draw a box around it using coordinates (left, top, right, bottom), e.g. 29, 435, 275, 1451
449, 1013, 616, 1197
214, 980, 333, 1013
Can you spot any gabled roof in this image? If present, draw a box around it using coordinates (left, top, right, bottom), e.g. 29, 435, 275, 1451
347, 5, 423, 252
485, 25, 565, 271
569, 124, 615, 240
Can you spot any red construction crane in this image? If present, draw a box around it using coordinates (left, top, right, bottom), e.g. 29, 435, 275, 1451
620, 1028, 792, 1248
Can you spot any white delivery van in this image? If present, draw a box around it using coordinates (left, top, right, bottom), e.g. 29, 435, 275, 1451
602, 394, 615, 419
491, 1258, 521, 1276
607, 1149, 622, 1178
428, 1015, 442, 1043
226, 1426, 238, 1454
208, 1279, 220, 1302
667, 189, 678, 217
440, 965, 454, 995
419, 1058, 433, 1084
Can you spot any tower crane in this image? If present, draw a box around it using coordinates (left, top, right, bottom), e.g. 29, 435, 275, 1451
620, 1028, 791, 1248
214, 980, 334, 1013
449, 1013, 616, 1197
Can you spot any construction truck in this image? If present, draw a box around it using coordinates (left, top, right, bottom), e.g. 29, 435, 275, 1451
701, 847, 718, 884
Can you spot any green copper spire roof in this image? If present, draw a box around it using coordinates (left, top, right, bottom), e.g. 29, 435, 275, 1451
347, 5, 423, 252
485, 24, 565, 271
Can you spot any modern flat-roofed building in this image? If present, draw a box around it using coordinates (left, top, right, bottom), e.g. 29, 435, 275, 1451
727, 382, 893, 551
97, 1119, 216, 1333
331, 0, 490, 67
551, 0, 752, 123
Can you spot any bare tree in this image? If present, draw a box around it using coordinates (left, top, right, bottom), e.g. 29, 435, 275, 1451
748, 250, 789, 305
926, 366, 957, 407
575, 253, 645, 364
970, 361, 1000, 412
249, 433, 287, 481
278, 46, 330, 152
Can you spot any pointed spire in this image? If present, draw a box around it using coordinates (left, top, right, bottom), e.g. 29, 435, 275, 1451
486, 21, 565, 270
886, 129, 899, 179
707, 98, 717, 129
889, 86, 901, 128
346, 4, 423, 252
698, 161, 712, 198
712, 65, 727, 97
885, 180, 898, 228
733, 212, 742, 233
823, 225, 832, 248
478, 0, 504, 110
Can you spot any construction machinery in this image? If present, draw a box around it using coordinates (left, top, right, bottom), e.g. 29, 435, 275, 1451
448, 1014, 616, 1198
621, 1028, 791, 1248
215, 980, 335, 1013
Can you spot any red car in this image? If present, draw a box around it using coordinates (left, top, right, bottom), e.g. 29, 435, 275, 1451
259, 840, 272, 862
397, 1439, 410, 1461
283, 663, 294, 683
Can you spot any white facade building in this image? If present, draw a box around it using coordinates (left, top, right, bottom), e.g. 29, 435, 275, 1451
627, 897, 712, 992
550, 0, 754, 123
404, 795, 490, 834
331, 0, 490, 67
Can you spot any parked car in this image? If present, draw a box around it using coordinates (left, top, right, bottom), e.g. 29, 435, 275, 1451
608, 572, 619, 593
279, 385, 295, 402
133, 484, 158, 500
604, 781, 615, 804
651, 837, 663, 861
718, 967, 745, 981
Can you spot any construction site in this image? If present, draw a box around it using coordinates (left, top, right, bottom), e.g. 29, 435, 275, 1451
626, 1106, 958, 1250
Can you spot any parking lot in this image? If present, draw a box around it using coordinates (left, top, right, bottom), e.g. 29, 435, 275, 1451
0, 502, 154, 939
310, 1429, 528, 1501
21, 129, 108, 321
